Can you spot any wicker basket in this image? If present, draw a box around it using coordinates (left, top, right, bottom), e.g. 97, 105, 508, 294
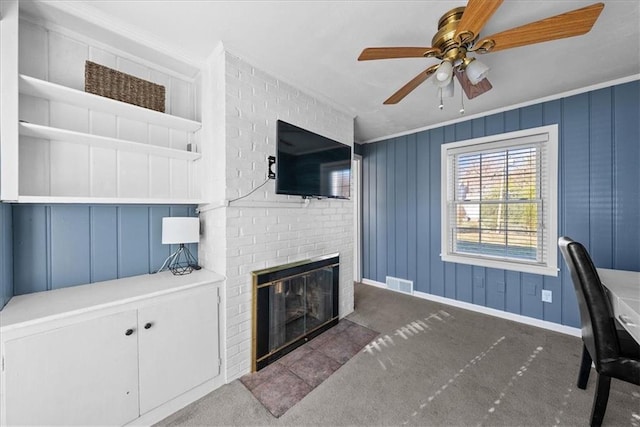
85, 61, 165, 112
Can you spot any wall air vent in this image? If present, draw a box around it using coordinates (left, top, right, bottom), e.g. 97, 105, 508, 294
385, 276, 414, 295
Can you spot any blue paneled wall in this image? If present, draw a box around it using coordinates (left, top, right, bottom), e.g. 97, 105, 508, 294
360, 80, 640, 328
0, 203, 13, 309
11, 204, 198, 297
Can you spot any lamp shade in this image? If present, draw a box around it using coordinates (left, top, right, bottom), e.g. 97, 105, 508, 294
162, 217, 200, 244
465, 58, 490, 85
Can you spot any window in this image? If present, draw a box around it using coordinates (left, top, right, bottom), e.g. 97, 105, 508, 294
441, 125, 558, 276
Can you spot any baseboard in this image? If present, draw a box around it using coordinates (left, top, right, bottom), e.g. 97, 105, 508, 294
359, 278, 581, 338
361, 278, 387, 289
127, 375, 226, 426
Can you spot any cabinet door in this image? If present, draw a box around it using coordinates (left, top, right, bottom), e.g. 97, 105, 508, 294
4, 310, 139, 426
138, 286, 219, 413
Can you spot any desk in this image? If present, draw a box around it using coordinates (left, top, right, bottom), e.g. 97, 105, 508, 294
597, 268, 640, 344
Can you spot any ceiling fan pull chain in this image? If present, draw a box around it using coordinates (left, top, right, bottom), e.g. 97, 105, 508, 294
438, 87, 444, 110
460, 82, 465, 115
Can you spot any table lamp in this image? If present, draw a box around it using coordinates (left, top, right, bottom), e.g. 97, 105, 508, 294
158, 217, 200, 275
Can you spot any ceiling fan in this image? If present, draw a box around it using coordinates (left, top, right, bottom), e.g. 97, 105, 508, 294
358, 0, 604, 106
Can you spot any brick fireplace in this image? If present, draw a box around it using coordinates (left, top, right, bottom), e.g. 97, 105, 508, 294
199, 50, 355, 381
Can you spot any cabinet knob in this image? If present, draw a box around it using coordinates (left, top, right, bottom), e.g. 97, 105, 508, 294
144, 322, 153, 330
125, 328, 134, 336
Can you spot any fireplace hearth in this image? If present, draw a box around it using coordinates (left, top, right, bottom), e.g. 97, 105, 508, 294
252, 254, 339, 371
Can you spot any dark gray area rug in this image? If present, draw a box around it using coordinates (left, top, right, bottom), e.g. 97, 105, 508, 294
239, 319, 379, 417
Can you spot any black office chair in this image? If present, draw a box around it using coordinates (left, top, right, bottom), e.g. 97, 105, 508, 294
558, 237, 640, 426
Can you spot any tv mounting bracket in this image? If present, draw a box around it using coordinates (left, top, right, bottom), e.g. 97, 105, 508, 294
268, 156, 276, 180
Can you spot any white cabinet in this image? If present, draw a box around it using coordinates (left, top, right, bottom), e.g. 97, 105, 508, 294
138, 288, 220, 414
0, 0, 204, 204
0, 270, 224, 426
5, 310, 140, 426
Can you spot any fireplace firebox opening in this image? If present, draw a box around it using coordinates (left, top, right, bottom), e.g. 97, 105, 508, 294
252, 254, 340, 371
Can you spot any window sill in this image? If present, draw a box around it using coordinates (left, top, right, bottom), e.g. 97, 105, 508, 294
441, 253, 559, 277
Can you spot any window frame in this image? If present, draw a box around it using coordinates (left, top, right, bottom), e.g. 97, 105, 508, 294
440, 124, 559, 277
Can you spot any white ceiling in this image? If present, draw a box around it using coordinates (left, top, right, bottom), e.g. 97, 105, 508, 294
27, 1, 640, 142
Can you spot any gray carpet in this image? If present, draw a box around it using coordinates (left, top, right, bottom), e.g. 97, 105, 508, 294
157, 283, 640, 426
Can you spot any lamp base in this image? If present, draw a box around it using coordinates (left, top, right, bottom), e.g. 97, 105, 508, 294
158, 244, 198, 275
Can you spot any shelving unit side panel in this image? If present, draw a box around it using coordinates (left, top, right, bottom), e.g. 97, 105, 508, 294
1, 0, 20, 201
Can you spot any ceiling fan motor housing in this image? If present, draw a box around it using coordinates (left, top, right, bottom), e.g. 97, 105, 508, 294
432, 7, 476, 64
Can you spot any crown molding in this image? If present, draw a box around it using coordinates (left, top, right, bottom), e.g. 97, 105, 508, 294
361, 74, 640, 144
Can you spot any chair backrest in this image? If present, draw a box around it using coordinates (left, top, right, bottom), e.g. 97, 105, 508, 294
558, 236, 620, 368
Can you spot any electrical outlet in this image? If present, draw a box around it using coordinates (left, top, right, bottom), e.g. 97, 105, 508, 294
541, 289, 552, 303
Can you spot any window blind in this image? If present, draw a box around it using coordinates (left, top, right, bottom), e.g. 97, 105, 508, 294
441, 126, 557, 276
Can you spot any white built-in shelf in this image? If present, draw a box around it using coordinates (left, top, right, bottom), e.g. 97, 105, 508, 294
19, 122, 201, 161
19, 74, 202, 133
16, 196, 205, 205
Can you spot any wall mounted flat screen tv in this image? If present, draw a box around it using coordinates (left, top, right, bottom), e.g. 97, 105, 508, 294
276, 120, 351, 199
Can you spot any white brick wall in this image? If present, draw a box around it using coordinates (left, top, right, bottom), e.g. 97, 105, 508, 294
200, 50, 354, 382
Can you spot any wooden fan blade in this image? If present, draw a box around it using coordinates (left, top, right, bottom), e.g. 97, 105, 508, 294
383, 64, 439, 105
455, 0, 504, 44
472, 3, 604, 54
358, 47, 441, 61
454, 68, 492, 100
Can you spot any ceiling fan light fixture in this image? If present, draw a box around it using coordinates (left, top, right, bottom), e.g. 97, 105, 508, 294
465, 57, 490, 85
435, 60, 453, 82
434, 74, 453, 88
442, 78, 454, 98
